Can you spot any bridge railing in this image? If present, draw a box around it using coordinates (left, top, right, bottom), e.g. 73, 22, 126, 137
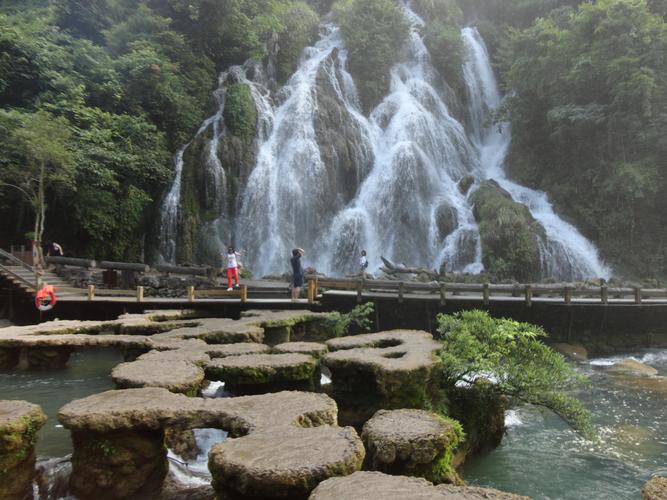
307, 276, 667, 306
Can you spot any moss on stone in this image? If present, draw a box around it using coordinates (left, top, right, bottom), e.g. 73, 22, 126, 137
224, 83, 257, 143
472, 180, 545, 281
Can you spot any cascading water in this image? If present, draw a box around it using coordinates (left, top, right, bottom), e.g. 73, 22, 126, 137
158, 64, 273, 264
159, 3, 611, 280
461, 27, 610, 281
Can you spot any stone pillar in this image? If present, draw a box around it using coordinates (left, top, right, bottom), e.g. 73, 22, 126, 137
70, 429, 167, 500
0, 401, 47, 500
0, 347, 21, 370
361, 409, 464, 485
26, 347, 73, 369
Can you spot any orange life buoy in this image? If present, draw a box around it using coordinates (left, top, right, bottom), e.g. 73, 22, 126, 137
35, 285, 57, 311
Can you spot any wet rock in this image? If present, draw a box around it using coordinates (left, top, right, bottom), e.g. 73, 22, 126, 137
552, 343, 588, 362
361, 409, 463, 484
606, 359, 658, 377
323, 330, 441, 409
70, 428, 168, 500
165, 428, 199, 461
112, 359, 205, 395
210, 425, 364, 499
435, 203, 458, 239
458, 175, 475, 195
0, 401, 48, 500
0, 347, 20, 370
274, 342, 329, 359
205, 342, 272, 358
27, 346, 73, 369
642, 476, 667, 500
309, 471, 530, 499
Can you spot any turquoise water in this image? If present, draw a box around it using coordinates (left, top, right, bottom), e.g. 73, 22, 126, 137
463, 349, 667, 499
0, 349, 123, 457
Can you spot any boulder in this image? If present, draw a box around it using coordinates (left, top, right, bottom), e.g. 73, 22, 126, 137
26, 346, 73, 369
471, 180, 545, 282
606, 359, 658, 377
642, 477, 667, 500
458, 175, 475, 195
0, 401, 48, 500
435, 203, 458, 239
361, 409, 463, 484
309, 471, 530, 499
552, 343, 588, 362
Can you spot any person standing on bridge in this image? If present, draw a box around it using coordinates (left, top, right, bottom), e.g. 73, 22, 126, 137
291, 248, 305, 302
224, 246, 242, 291
360, 250, 369, 277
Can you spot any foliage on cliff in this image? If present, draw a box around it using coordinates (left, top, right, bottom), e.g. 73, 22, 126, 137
480, 0, 667, 279
334, 0, 409, 111
0, 0, 319, 260
471, 180, 544, 281
436, 310, 594, 439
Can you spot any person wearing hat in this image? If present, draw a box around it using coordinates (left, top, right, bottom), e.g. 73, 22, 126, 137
291, 248, 305, 302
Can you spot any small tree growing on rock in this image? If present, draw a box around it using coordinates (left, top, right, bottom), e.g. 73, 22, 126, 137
436, 310, 594, 439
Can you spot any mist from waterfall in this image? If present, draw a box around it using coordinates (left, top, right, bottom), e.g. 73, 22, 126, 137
461, 27, 610, 280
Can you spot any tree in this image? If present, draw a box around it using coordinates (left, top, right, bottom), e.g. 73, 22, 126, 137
436, 310, 594, 438
0, 110, 74, 274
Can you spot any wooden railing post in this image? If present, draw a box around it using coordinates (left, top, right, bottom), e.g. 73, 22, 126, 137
525, 285, 532, 307
87, 284, 95, 301
601, 285, 608, 305
356, 279, 363, 304
307, 279, 316, 304
187, 286, 195, 303
440, 283, 446, 306
483, 283, 490, 305
564, 286, 572, 305
240, 285, 248, 304
136, 286, 144, 303
398, 282, 404, 304
634, 287, 642, 305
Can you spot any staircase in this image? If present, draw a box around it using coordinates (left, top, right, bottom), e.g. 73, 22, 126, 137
0, 249, 75, 297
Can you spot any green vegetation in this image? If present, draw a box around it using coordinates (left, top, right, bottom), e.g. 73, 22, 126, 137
489, 0, 667, 279
436, 310, 594, 439
0, 0, 319, 261
334, 0, 409, 111
324, 302, 375, 337
471, 180, 544, 281
224, 83, 258, 143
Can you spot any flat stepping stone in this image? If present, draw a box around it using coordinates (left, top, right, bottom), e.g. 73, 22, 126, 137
138, 349, 211, 365
205, 342, 271, 358
309, 471, 530, 499
112, 359, 204, 395
643, 477, 667, 500
323, 331, 441, 405
209, 425, 364, 498
0, 401, 47, 500
361, 409, 462, 483
274, 342, 329, 358
206, 353, 317, 384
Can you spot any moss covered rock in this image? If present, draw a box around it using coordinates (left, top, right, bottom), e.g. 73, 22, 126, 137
472, 180, 545, 281
361, 409, 464, 485
275, 4, 320, 83
205, 353, 318, 387
112, 359, 205, 396
642, 476, 667, 500
0, 401, 47, 500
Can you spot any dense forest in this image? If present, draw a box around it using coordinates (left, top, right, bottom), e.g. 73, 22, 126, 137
1, 0, 666, 279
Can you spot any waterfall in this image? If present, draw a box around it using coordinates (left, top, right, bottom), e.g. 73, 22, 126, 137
461, 27, 610, 280
158, 4, 611, 281
158, 64, 273, 264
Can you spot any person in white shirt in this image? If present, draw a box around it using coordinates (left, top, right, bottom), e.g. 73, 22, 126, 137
360, 250, 369, 276
224, 246, 242, 291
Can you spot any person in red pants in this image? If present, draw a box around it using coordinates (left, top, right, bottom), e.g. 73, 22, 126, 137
225, 246, 242, 290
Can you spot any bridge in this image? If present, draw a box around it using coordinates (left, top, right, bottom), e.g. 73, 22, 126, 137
2, 251, 667, 307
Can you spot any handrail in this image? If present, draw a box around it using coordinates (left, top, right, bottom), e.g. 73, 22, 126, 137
0, 248, 34, 272
309, 276, 667, 305
0, 261, 36, 291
